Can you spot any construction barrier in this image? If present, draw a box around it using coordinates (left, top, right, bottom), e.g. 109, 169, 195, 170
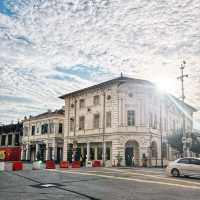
46, 160, 56, 169
92, 160, 101, 167
60, 161, 68, 168
71, 160, 80, 168
32, 161, 44, 170
0, 162, 5, 171
12, 161, 23, 171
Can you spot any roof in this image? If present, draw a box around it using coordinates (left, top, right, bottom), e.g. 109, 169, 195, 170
59, 76, 154, 99
59, 76, 197, 113
24, 109, 64, 121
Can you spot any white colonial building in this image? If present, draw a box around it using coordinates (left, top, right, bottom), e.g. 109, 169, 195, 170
60, 76, 196, 167
21, 109, 64, 162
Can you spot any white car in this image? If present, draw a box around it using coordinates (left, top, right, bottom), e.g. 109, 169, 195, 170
166, 157, 200, 177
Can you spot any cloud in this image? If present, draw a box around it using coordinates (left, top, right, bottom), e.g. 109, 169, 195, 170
0, 0, 200, 124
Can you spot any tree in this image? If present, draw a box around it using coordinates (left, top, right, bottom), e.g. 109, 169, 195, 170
167, 128, 183, 155
190, 133, 200, 154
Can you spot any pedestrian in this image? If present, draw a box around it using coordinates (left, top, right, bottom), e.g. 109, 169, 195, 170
132, 154, 135, 167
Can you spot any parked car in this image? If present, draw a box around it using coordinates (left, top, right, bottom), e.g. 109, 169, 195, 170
166, 157, 200, 177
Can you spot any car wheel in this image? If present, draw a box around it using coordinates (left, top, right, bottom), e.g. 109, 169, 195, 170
171, 169, 180, 177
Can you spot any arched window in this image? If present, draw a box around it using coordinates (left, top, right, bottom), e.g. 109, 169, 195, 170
162, 143, 167, 159
151, 141, 158, 158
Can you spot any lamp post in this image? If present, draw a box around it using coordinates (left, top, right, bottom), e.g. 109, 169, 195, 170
177, 60, 188, 157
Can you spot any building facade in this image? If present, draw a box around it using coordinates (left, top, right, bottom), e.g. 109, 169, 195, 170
21, 109, 64, 162
0, 123, 22, 160
60, 77, 196, 167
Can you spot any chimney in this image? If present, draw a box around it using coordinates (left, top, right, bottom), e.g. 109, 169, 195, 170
48, 109, 51, 113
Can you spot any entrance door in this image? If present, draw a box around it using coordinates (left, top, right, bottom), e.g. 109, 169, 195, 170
125, 147, 133, 167
57, 147, 63, 163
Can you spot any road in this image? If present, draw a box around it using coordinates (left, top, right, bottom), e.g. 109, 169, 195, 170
0, 167, 200, 200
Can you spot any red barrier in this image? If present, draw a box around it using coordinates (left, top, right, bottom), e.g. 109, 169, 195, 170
12, 161, 23, 171
92, 160, 101, 167
71, 161, 80, 168
46, 160, 55, 169
60, 161, 68, 168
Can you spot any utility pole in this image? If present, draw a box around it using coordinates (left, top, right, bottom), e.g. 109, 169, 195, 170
177, 60, 188, 157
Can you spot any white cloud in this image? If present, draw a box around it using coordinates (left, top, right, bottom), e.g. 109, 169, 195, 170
0, 0, 200, 124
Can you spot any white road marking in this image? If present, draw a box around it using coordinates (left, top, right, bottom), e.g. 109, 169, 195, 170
49, 169, 200, 190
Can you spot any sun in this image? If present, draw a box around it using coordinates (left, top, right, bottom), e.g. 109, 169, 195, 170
153, 78, 176, 94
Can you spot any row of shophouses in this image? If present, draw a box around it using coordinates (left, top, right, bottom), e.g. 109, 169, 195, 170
0, 76, 197, 166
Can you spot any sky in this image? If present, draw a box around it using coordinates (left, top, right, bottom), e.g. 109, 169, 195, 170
0, 0, 200, 126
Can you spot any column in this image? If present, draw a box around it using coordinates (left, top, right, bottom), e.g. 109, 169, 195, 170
86, 142, 90, 161
52, 141, 57, 161
26, 144, 30, 161
95, 145, 98, 160
0, 135, 2, 146
21, 145, 24, 160
45, 143, 49, 161
5, 135, 8, 146
103, 142, 106, 163
35, 144, 39, 161
63, 139, 68, 161
12, 134, 16, 146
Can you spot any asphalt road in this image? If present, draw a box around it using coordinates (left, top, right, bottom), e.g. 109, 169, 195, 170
1, 167, 200, 200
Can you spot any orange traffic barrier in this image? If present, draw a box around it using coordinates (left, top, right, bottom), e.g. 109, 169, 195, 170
60, 161, 68, 168
71, 160, 80, 168
92, 160, 101, 167
46, 160, 55, 169
12, 161, 23, 171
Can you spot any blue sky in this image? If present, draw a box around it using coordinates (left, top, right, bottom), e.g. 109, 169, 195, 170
0, 0, 200, 125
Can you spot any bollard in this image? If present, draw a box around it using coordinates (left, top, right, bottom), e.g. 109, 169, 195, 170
60, 161, 68, 168
32, 161, 44, 170
92, 160, 101, 167
12, 161, 23, 171
71, 160, 80, 168
46, 160, 55, 169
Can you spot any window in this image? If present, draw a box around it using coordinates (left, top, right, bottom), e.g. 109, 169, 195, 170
153, 114, 157, 129
49, 123, 54, 133
106, 112, 111, 128
178, 158, 190, 164
8, 135, 12, 145
15, 134, 19, 146
58, 123, 63, 134
151, 141, 158, 158
36, 124, 40, 134
31, 126, 35, 136
41, 124, 48, 134
149, 113, 153, 127
79, 99, 85, 109
106, 147, 111, 160
1, 135, 6, 146
90, 147, 95, 160
127, 110, 135, 126
107, 95, 111, 100
93, 95, 100, 105
173, 120, 176, 131
93, 114, 100, 129
190, 159, 200, 165
70, 118, 74, 132
79, 116, 85, 130
23, 126, 29, 136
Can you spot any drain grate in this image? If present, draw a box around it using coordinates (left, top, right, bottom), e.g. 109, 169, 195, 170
31, 183, 64, 189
